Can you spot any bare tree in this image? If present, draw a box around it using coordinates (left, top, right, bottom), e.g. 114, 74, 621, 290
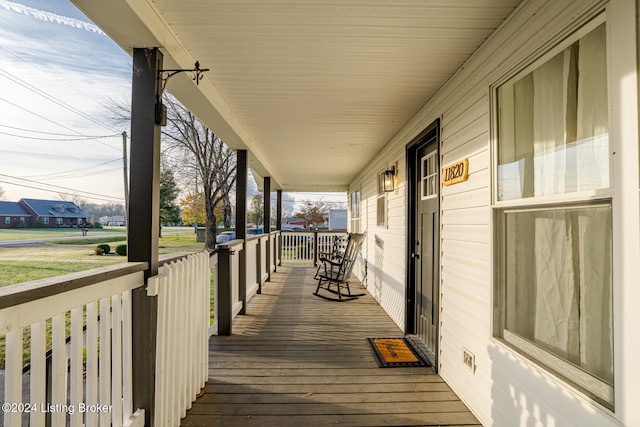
103, 94, 237, 249
162, 96, 236, 249
0, 185, 6, 201
57, 192, 88, 208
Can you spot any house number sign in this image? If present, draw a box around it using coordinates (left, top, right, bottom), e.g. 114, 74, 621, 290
442, 158, 469, 186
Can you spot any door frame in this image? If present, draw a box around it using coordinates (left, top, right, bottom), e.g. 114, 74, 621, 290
405, 119, 440, 355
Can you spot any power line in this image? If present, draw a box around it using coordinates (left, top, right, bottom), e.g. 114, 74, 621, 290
0, 180, 123, 204
0, 173, 123, 202
0, 130, 120, 141
0, 67, 121, 134
0, 97, 121, 152
38, 167, 123, 180
0, 124, 120, 138
0, 45, 129, 125
22, 158, 123, 180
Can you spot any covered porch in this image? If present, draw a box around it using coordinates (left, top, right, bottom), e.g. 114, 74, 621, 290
183, 266, 479, 426
1, 0, 570, 426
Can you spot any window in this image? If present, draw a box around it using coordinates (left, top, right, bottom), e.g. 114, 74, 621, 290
421, 152, 438, 200
376, 173, 386, 227
494, 17, 613, 407
43, 217, 49, 224
19, 217, 25, 224
56, 218, 63, 225
4, 217, 9, 224
350, 190, 361, 232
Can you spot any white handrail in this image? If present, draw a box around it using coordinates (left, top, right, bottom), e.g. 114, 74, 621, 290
0, 263, 147, 427
280, 231, 348, 264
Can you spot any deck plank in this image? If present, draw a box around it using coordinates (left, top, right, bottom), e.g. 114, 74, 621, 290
180, 267, 480, 426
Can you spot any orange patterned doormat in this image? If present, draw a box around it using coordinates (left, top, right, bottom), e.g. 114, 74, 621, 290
366, 338, 430, 368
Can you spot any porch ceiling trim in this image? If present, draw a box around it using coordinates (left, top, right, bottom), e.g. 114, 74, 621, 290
72, 0, 522, 192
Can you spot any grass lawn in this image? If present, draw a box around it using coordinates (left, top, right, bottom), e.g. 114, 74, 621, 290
0, 227, 202, 287
0, 226, 214, 369
0, 226, 126, 241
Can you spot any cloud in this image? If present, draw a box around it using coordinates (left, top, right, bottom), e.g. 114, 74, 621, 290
0, 0, 104, 35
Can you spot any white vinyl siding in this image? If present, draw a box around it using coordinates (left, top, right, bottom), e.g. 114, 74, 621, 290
350, 0, 638, 426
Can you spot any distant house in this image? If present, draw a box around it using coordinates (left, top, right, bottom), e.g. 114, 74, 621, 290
18, 198, 90, 228
0, 201, 32, 229
99, 215, 126, 226
285, 217, 306, 228
328, 209, 347, 230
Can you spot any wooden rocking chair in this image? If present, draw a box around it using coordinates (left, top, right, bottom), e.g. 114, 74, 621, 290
313, 233, 366, 301
314, 234, 349, 279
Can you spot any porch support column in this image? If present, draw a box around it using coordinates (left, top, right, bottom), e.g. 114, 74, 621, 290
128, 47, 162, 426
277, 190, 282, 267
236, 150, 248, 314
263, 177, 271, 282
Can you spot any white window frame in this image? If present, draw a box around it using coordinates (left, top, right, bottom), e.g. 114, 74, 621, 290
350, 190, 361, 233
421, 151, 438, 200
4, 217, 10, 224
56, 218, 63, 225
42, 217, 49, 224
376, 172, 387, 227
491, 13, 615, 409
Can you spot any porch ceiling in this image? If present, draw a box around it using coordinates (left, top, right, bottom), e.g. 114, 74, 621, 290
72, 0, 521, 191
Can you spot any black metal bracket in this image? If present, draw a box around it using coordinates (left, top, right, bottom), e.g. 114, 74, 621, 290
158, 61, 209, 91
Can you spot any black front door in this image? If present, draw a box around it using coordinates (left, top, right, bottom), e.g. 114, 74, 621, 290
406, 121, 440, 368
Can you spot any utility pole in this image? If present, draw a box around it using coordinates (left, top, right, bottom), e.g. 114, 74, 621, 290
122, 131, 129, 225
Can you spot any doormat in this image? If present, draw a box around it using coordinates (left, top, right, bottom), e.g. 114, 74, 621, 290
366, 338, 430, 368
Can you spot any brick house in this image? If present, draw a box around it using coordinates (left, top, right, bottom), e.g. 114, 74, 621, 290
0, 199, 90, 228
0, 201, 32, 228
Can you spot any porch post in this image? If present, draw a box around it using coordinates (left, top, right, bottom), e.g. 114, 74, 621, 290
128, 47, 162, 426
263, 177, 271, 281
236, 150, 248, 314
276, 189, 282, 268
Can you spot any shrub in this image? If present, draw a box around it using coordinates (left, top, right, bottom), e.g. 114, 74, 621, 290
94, 247, 104, 255
115, 244, 127, 256
96, 244, 110, 255
93, 222, 103, 229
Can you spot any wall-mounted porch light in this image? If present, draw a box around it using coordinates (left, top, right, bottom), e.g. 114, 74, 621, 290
383, 165, 396, 192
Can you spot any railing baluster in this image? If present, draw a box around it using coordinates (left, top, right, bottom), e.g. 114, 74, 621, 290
51, 313, 66, 427
30, 321, 46, 427
86, 302, 99, 427
70, 307, 83, 427
122, 290, 134, 422
168, 262, 179, 425
4, 329, 22, 427
99, 297, 112, 426
112, 293, 123, 426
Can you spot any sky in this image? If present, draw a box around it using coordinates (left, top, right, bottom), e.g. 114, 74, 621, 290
0, 0, 346, 211
0, 0, 132, 204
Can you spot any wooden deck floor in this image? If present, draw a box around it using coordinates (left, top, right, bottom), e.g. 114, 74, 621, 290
181, 266, 480, 426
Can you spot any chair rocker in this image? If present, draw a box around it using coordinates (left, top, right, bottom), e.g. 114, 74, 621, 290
314, 233, 366, 301
314, 234, 349, 279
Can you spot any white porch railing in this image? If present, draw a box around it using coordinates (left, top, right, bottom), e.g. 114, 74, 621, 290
0, 263, 147, 427
280, 231, 348, 265
150, 252, 210, 427
216, 231, 282, 335
0, 230, 285, 425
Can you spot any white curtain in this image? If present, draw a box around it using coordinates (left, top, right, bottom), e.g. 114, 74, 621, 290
505, 23, 613, 383
506, 206, 613, 383
499, 24, 608, 199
